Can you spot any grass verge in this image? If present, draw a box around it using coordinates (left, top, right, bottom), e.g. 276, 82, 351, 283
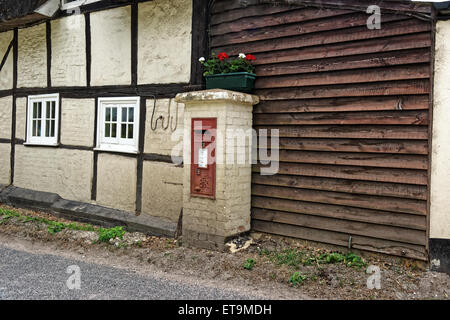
0, 207, 126, 243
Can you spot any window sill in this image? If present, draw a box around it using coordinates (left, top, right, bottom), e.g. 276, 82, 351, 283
23, 142, 59, 147
94, 147, 138, 155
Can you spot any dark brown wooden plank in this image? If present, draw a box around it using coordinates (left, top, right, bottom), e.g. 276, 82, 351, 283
254, 96, 430, 113
211, 3, 301, 25
252, 208, 426, 243
256, 49, 430, 77
265, 138, 428, 155
211, 0, 431, 16
254, 111, 429, 126
258, 150, 428, 170
255, 125, 429, 140
276, 0, 432, 15
212, 19, 431, 55
252, 220, 427, 260
252, 33, 431, 66
252, 185, 427, 215
251, 174, 428, 200
252, 162, 428, 185
211, 0, 262, 14
211, 13, 406, 46
256, 80, 430, 100
252, 198, 426, 230
211, 7, 353, 36
255, 65, 430, 89
252, 208, 426, 231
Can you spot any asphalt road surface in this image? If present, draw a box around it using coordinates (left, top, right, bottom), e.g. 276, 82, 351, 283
0, 245, 261, 300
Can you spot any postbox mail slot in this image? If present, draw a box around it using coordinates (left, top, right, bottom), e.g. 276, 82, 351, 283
191, 118, 216, 198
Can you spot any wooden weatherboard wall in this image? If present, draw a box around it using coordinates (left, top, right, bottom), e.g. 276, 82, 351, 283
210, 0, 433, 260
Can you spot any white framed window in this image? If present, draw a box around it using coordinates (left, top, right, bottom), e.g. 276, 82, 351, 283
96, 97, 140, 154
26, 94, 60, 146
61, 0, 102, 10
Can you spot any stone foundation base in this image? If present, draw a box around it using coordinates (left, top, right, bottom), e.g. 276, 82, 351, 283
0, 186, 177, 238
182, 229, 228, 251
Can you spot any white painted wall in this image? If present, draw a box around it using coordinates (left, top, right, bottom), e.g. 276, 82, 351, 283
18, 23, 47, 88
0, 31, 13, 90
431, 20, 450, 239
0, 143, 11, 185
138, 0, 192, 84
0, 96, 12, 140
14, 146, 93, 202
51, 14, 87, 87
90, 6, 131, 86
60, 98, 95, 147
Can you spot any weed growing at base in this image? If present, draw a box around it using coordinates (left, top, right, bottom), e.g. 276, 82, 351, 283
243, 258, 256, 270
258, 248, 367, 270
0, 208, 126, 243
289, 272, 308, 286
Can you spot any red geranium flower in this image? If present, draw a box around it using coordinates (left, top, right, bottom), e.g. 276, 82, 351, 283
217, 52, 229, 61
245, 54, 256, 61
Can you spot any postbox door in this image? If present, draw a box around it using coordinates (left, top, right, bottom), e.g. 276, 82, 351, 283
191, 118, 216, 198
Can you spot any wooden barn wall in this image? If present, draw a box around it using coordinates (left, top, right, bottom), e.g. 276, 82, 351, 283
210, 0, 433, 260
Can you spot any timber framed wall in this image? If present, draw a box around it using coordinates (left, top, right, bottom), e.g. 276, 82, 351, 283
0, 0, 209, 224
210, 0, 434, 260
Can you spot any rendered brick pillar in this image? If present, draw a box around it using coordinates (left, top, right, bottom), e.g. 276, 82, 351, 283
175, 89, 259, 250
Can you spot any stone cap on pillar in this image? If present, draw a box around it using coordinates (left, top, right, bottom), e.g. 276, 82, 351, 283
175, 89, 259, 106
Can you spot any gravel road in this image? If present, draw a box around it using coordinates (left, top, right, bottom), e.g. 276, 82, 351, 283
0, 245, 262, 300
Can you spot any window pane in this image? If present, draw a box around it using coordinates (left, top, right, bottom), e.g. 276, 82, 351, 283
112, 108, 117, 122
128, 124, 133, 139
121, 124, 127, 139
52, 101, 56, 118
46, 102, 50, 120
111, 123, 117, 138
37, 102, 42, 118
45, 120, 50, 137
50, 120, 55, 137
105, 123, 110, 138
128, 108, 134, 122
105, 108, 111, 122
32, 120, 37, 136
37, 121, 41, 136
122, 108, 127, 122
33, 103, 37, 118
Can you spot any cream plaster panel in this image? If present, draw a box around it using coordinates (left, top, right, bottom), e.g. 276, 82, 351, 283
96, 153, 137, 212
0, 96, 12, 140
142, 161, 183, 223
18, 23, 47, 88
14, 146, 93, 202
138, 0, 192, 84
15, 98, 27, 141
51, 15, 87, 87
431, 20, 450, 239
0, 31, 13, 90
61, 99, 95, 147
90, 6, 131, 86
0, 143, 11, 185
144, 98, 184, 157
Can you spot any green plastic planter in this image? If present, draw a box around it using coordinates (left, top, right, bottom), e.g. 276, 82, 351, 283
205, 72, 256, 93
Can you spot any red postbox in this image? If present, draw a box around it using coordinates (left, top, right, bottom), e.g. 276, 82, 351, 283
191, 118, 216, 198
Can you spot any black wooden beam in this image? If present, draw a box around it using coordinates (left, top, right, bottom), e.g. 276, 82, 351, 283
4, 83, 201, 99
10, 28, 18, 185
91, 97, 99, 201
190, 0, 209, 86
135, 97, 147, 215
131, 0, 138, 86
46, 20, 51, 88
85, 12, 91, 87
